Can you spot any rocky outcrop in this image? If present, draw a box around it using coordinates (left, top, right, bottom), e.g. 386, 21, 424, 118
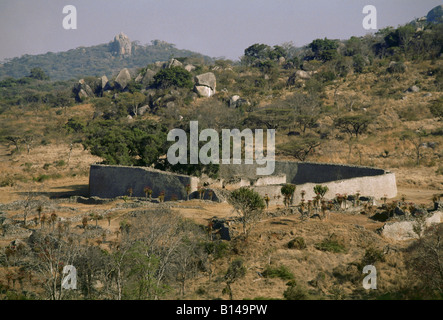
427, 5, 443, 23
166, 58, 183, 69
137, 105, 150, 116
185, 64, 196, 72
229, 95, 250, 109
381, 211, 442, 241
73, 79, 94, 101
99, 75, 111, 92
110, 32, 132, 56
114, 68, 132, 90
194, 72, 216, 97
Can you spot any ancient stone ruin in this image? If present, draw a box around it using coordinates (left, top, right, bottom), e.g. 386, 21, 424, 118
89, 161, 397, 203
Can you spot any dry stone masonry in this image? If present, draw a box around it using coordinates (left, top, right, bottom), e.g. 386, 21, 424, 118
89, 161, 397, 204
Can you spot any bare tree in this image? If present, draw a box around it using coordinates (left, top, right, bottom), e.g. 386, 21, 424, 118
405, 224, 443, 298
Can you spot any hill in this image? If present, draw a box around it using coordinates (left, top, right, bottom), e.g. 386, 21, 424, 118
0, 6, 442, 302
0, 33, 213, 81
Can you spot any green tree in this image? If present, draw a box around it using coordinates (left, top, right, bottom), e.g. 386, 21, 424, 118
152, 66, 193, 89
243, 43, 272, 65
281, 184, 296, 207
29, 67, 50, 80
334, 114, 372, 139
82, 119, 168, 166
309, 38, 339, 61
313, 185, 329, 199
228, 187, 265, 237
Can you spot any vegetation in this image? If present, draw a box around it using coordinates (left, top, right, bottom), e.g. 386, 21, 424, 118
0, 11, 443, 301
228, 187, 265, 237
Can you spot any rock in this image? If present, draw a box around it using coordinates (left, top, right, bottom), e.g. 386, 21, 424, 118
135, 73, 143, 83
406, 85, 420, 93
194, 72, 216, 97
427, 5, 443, 23
165, 101, 176, 109
100, 75, 110, 91
114, 68, 131, 90
166, 58, 183, 68
73, 79, 94, 101
142, 69, 156, 86
229, 95, 250, 108
381, 211, 442, 241
110, 32, 132, 56
211, 218, 231, 240
137, 105, 150, 116
296, 70, 312, 80
184, 64, 196, 72
195, 86, 214, 97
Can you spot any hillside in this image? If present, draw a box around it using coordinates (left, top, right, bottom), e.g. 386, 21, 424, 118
0, 33, 213, 81
0, 6, 442, 302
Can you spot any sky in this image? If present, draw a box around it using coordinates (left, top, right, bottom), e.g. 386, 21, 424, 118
0, 0, 442, 62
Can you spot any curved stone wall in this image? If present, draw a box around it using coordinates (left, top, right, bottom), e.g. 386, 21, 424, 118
89, 161, 397, 203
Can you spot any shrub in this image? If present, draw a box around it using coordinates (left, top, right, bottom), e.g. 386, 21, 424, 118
386, 62, 406, 74
287, 237, 307, 250
263, 265, 294, 280
315, 234, 347, 253
362, 247, 385, 265
283, 280, 310, 300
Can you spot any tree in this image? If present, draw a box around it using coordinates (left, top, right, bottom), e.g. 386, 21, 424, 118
279, 135, 321, 162
242, 43, 272, 65
223, 258, 246, 300
83, 119, 168, 166
29, 67, 49, 81
281, 184, 296, 207
313, 185, 329, 199
308, 38, 339, 61
405, 224, 443, 298
334, 114, 372, 139
152, 66, 193, 89
401, 129, 428, 166
228, 187, 265, 237
29, 229, 82, 300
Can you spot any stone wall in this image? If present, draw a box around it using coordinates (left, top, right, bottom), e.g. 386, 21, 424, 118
89, 164, 198, 200
252, 172, 397, 205
218, 161, 386, 184
89, 161, 397, 203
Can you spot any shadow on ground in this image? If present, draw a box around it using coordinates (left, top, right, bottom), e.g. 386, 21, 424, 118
16, 184, 89, 199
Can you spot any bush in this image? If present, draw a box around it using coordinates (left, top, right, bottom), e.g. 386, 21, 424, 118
315, 234, 347, 253
263, 265, 294, 280
386, 62, 406, 74
287, 237, 307, 250
429, 98, 443, 119
283, 280, 310, 300
362, 247, 385, 265
152, 66, 193, 89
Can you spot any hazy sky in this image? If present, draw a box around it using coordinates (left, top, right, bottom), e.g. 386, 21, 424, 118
0, 0, 441, 62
